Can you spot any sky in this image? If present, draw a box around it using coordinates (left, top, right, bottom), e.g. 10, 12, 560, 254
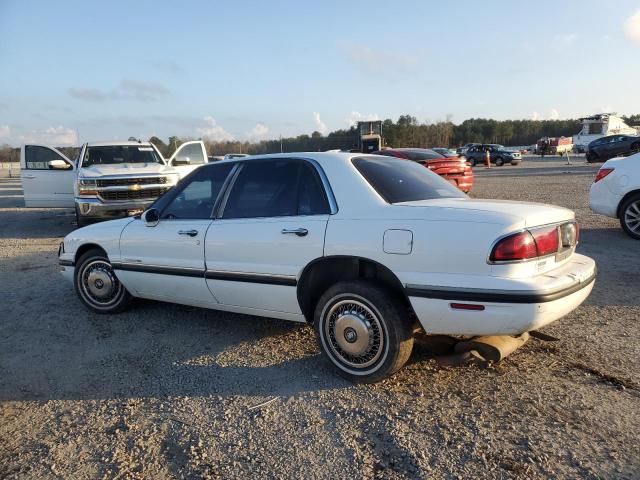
1, 0, 640, 146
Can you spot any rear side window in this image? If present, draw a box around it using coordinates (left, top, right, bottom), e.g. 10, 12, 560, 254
401, 149, 444, 161
352, 156, 465, 204
223, 160, 330, 219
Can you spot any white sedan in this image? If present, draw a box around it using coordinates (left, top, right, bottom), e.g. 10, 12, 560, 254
589, 152, 640, 239
58, 152, 596, 382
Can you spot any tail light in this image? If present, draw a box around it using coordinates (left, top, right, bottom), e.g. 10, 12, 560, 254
594, 168, 614, 183
490, 223, 576, 263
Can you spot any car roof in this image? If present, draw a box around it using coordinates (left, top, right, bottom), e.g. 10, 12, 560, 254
85, 141, 153, 147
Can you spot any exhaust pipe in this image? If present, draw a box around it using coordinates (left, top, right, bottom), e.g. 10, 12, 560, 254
453, 333, 530, 362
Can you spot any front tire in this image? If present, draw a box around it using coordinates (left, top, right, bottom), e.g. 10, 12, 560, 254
494, 157, 504, 166
620, 194, 640, 240
75, 206, 89, 228
74, 249, 132, 313
314, 281, 414, 383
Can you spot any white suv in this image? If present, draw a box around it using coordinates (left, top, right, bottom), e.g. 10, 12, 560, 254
589, 152, 640, 239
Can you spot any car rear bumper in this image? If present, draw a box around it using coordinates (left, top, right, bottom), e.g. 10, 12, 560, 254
75, 198, 155, 220
589, 181, 620, 218
406, 255, 596, 336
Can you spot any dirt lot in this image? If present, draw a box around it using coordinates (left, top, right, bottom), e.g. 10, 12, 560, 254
1, 160, 639, 479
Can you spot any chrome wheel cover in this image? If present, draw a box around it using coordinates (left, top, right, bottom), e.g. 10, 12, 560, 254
322, 297, 386, 371
624, 200, 640, 234
79, 259, 123, 308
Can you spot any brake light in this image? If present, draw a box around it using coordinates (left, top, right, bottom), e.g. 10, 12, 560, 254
594, 168, 614, 183
532, 226, 559, 257
490, 226, 565, 262
490, 231, 537, 261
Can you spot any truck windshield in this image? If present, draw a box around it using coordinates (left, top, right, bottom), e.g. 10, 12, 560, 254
82, 145, 164, 167
352, 156, 465, 203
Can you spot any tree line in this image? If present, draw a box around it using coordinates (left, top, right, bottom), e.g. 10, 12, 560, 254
2, 114, 639, 162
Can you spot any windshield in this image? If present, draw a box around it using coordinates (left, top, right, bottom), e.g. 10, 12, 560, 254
82, 145, 164, 167
352, 156, 466, 203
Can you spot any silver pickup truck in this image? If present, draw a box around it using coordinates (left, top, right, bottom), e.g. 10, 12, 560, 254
20, 140, 207, 226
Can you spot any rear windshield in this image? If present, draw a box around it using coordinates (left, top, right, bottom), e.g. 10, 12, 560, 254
398, 149, 444, 161
352, 156, 465, 203
82, 145, 164, 167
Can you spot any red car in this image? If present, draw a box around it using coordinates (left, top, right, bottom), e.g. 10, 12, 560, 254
372, 148, 474, 193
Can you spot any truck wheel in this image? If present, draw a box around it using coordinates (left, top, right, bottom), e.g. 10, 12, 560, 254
74, 248, 132, 313
631, 142, 640, 154
495, 157, 504, 166
620, 194, 640, 240
314, 281, 414, 383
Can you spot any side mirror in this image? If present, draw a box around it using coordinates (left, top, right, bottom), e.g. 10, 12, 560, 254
49, 159, 71, 170
143, 208, 159, 227
173, 156, 190, 166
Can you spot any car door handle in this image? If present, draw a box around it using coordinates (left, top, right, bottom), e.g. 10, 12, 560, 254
178, 229, 199, 237
281, 228, 308, 237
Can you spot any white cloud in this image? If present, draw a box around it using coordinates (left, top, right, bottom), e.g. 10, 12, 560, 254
313, 112, 328, 135
624, 10, 640, 45
342, 44, 419, 74
532, 112, 542, 121
0, 125, 9, 138
247, 123, 269, 141
549, 109, 560, 120
346, 111, 379, 127
69, 79, 170, 103
196, 116, 235, 141
12, 126, 79, 146
555, 33, 578, 46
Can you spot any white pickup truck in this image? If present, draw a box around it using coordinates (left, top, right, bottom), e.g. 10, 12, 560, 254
20, 140, 207, 226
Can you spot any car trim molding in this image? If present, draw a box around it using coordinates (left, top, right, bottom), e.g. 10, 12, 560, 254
205, 270, 297, 286
111, 262, 205, 278
59, 259, 75, 267
111, 262, 297, 286
405, 269, 596, 304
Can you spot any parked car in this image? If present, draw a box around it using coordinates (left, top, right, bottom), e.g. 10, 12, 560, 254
372, 148, 474, 193
465, 144, 522, 166
21, 141, 208, 226
456, 143, 480, 156
58, 152, 595, 382
585, 135, 640, 163
589, 152, 640, 239
431, 147, 458, 158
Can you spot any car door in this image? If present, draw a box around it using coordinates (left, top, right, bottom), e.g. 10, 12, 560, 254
167, 141, 208, 178
205, 159, 332, 315
20, 144, 75, 207
116, 163, 234, 306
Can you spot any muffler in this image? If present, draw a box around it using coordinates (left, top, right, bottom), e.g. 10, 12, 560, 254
453, 333, 530, 362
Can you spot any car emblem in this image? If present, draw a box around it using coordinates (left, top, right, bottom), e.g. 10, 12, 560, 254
129, 184, 141, 191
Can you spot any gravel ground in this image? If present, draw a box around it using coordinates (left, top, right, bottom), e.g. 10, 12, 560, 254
1, 160, 639, 479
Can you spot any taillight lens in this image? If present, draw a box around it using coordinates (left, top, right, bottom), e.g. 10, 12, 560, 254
531, 226, 559, 257
594, 168, 614, 183
490, 231, 537, 261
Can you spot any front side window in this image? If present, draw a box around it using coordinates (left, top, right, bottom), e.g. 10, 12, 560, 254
173, 143, 205, 165
24, 146, 71, 170
222, 160, 329, 219
353, 156, 465, 204
161, 163, 233, 219
82, 145, 163, 167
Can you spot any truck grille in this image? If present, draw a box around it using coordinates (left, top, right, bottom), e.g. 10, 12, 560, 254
96, 177, 167, 188
99, 188, 169, 202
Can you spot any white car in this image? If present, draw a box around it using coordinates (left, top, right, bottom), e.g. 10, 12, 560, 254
58, 152, 596, 382
589, 152, 640, 239
21, 140, 208, 226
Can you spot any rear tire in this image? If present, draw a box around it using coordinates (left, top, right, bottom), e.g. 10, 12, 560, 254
586, 151, 598, 163
74, 248, 132, 313
620, 194, 640, 240
631, 142, 640, 154
495, 157, 504, 166
314, 281, 414, 383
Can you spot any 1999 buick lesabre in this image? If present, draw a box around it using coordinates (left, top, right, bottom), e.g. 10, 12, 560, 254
58, 152, 596, 382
